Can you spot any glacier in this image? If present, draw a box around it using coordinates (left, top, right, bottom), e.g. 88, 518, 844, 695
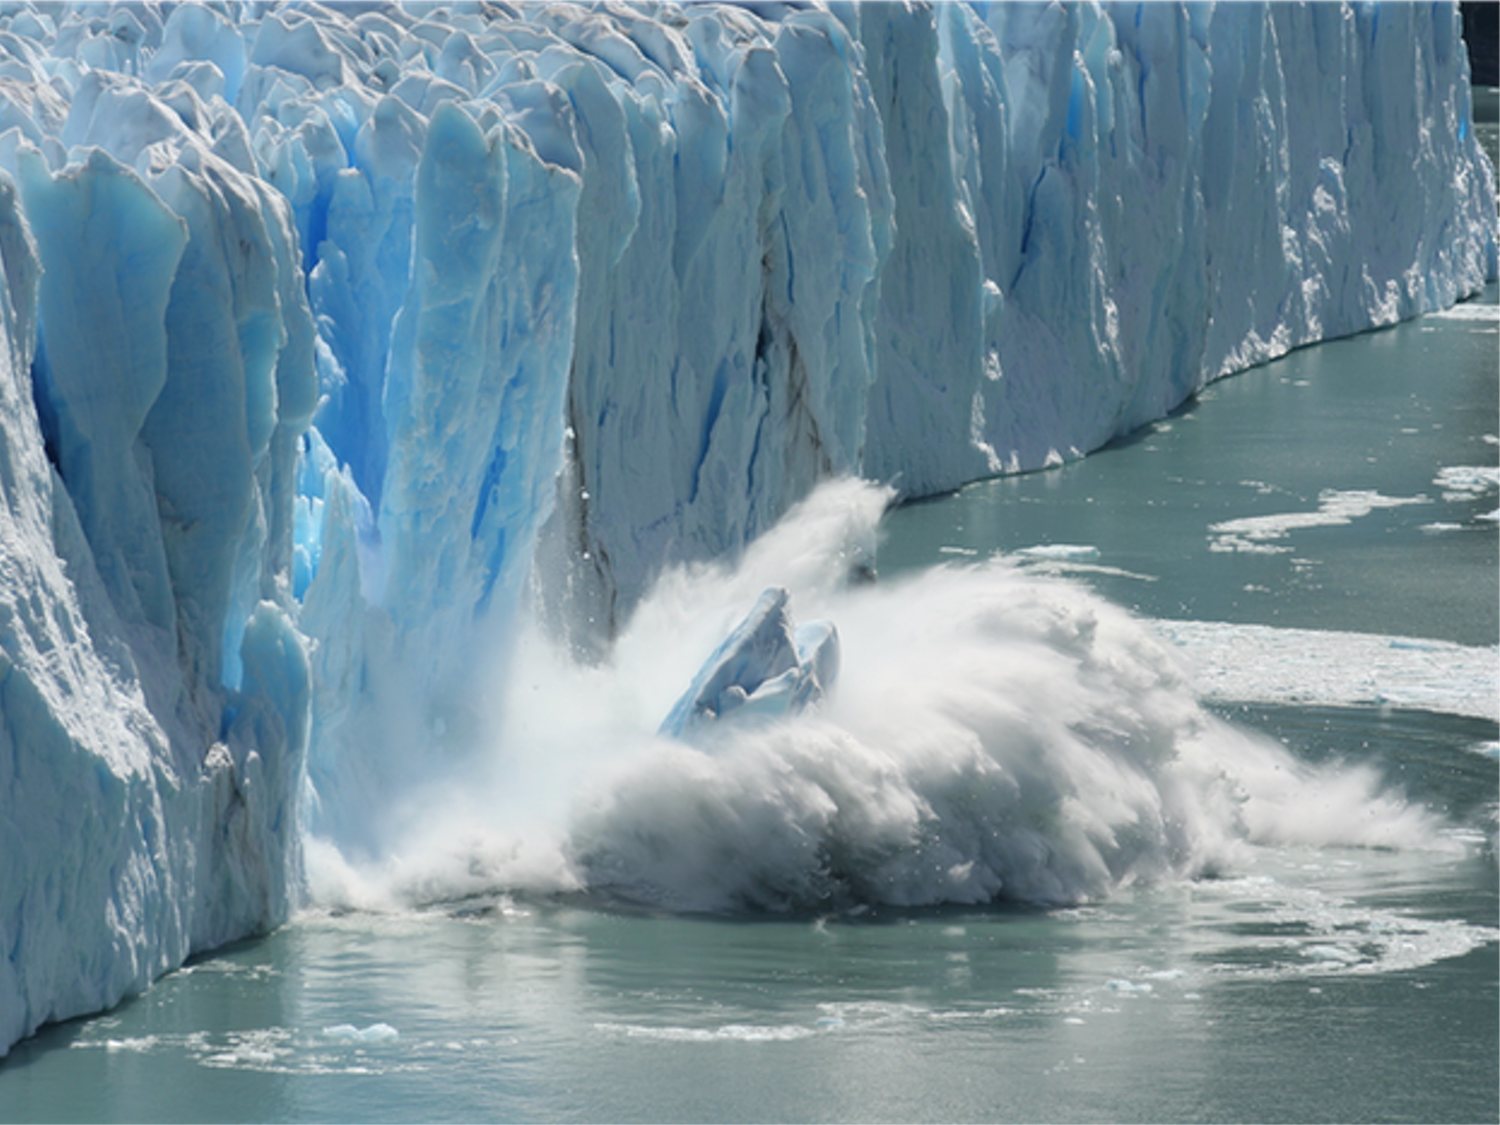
0, 0, 1494, 1056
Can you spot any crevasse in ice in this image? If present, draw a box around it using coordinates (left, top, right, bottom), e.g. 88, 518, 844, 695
0, 1, 1494, 1055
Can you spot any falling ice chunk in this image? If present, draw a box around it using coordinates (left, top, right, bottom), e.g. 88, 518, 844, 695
659, 587, 840, 741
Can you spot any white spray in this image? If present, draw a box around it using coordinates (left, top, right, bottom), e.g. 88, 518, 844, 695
306, 480, 1447, 913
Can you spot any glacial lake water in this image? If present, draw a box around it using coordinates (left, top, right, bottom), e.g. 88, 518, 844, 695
1, 291, 1496, 1123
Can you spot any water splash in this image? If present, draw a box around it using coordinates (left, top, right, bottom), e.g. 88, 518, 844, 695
307, 480, 1450, 913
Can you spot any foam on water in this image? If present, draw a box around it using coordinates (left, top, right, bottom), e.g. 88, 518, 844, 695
594, 1022, 819, 1044
69, 1026, 416, 1077
307, 481, 1460, 915
1015, 559, 1160, 583
1182, 873, 1499, 980
583, 873, 1499, 1039
1425, 301, 1500, 320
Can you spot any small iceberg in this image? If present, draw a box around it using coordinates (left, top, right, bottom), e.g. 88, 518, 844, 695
322, 1023, 400, 1044
659, 587, 840, 740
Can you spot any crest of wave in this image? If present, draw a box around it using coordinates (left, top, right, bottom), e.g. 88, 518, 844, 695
308, 480, 1445, 913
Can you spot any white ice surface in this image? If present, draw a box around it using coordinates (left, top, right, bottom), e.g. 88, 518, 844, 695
1153, 621, 1499, 722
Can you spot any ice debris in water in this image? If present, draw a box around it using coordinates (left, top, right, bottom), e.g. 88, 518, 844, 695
1013, 545, 1102, 562
322, 1023, 400, 1045
659, 587, 840, 740
1434, 465, 1500, 499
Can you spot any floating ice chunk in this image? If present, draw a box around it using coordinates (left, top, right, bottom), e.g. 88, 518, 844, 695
322, 1023, 399, 1044
659, 587, 840, 739
1434, 465, 1500, 499
1013, 544, 1101, 562
1208, 490, 1428, 552
100, 1036, 161, 1053
796, 620, 841, 696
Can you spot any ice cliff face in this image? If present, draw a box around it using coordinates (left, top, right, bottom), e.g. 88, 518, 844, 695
0, 139, 310, 1053
0, 1, 1494, 1055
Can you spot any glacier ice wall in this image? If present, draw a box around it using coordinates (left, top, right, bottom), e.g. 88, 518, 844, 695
0, 97, 312, 1053
0, 0, 1494, 1055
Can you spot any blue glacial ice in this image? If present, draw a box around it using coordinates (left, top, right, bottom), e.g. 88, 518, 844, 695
658, 586, 840, 739
0, 0, 1495, 1054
